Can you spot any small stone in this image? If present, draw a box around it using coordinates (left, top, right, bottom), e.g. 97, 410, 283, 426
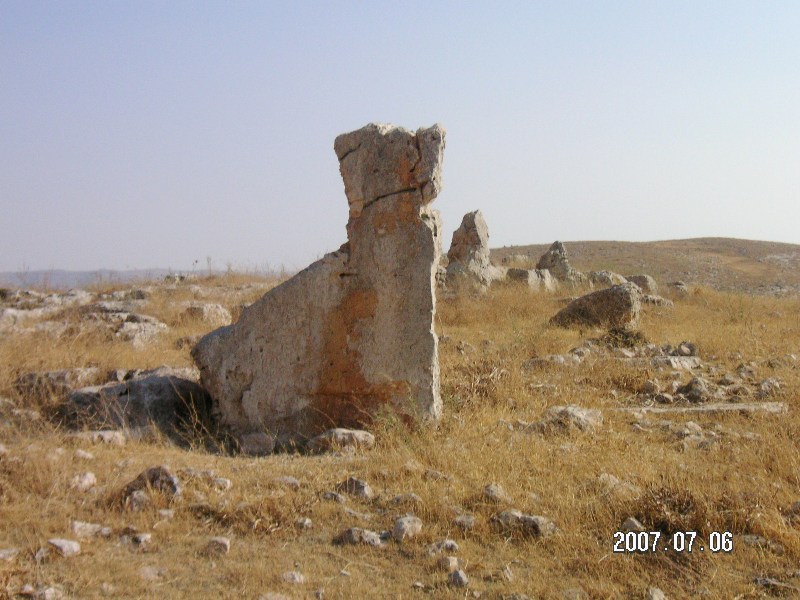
76, 430, 127, 446
71, 520, 111, 539
493, 510, 557, 538
127, 489, 150, 511
454, 514, 477, 530
48, 538, 80, 557
483, 483, 512, 504
74, 449, 94, 460
336, 477, 374, 500
393, 515, 423, 542
389, 493, 423, 507
131, 533, 152, 548
646, 587, 667, 600
204, 537, 231, 556
157, 509, 175, 520
333, 527, 384, 547
438, 556, 461, 573
427, 539, 460, 555
642, 380, 660, 395
70, 472, 97, 492
281, 571, 306, 584
621, 517, 645, 533
295, 518, 313, 530
0, 548, 19, 561
306, 428, 376, 453
449, 569, 469, 587
238, 432, 275, 456
273, 476, 301, 491
322, 491, 347, 503
123, 465, 181, 501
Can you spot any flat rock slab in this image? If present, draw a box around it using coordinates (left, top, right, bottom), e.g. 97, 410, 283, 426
616, 402, 787, 416
193, 123, 445, 443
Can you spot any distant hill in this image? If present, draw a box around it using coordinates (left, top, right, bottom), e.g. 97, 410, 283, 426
491, 237, 800, 295
0, 269, 181, 290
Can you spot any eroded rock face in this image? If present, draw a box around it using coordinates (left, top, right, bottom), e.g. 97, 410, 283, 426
551, 282, 642, 330
445, 210, 502, 292
536, 241, 587, 285
192, 123, 445, 443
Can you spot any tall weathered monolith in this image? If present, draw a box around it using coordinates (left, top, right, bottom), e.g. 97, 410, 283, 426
192, 123, 445, 446
445, 210, 505, 293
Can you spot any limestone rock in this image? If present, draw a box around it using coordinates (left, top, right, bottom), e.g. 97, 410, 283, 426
393, 515, 423, 541
527, 405, 603, 433
48, 539, 80, 558
336, 477, 374, 500
445, 210, 502, 292
333, 527, 385, 547
60, 367, 211, 440
626, 274, 658, 294
551, 283, 642, 330
506, 268, 558, 292
122, 465, 181, 503
536, 241, 587, 284
193, 124, 445, 443
588, 270, 627, 287
181, 303, 232, 327
493, 510, 557, 538
448, 569, 469, 587
305, 428, 375, 454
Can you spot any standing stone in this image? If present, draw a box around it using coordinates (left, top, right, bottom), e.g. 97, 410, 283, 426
536, 241, 587, 285
445, 210, 503, 292
192, 124, 445, 444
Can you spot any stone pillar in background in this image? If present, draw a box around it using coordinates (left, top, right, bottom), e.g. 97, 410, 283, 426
192, 123, 445, 446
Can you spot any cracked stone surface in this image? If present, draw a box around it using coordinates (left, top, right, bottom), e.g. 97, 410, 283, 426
193, 123, 445, 444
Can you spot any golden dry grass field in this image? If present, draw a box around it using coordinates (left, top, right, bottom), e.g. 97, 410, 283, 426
1, 256, 799, 599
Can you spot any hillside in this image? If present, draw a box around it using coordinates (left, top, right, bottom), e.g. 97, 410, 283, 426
491, 237, 800, 296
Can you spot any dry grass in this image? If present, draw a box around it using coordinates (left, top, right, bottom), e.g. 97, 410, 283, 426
1, 273, 799, 599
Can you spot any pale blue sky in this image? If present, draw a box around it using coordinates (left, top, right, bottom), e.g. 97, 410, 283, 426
2, 1, 798, 271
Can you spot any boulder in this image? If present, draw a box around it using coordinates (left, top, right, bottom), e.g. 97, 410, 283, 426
193, 123, 445, 443
626, 274, 658, 294
506, 268, 558, 292
181, 303, 232, 327
551, 282, 642, 330
59, 367, 211, 440
587, 270, 627, 287
445, 210, 503, 292
535, 241, 587, 285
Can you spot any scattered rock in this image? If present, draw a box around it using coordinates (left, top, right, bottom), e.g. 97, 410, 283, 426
448, 569, 469, 587
454, 514, 477, 531
181, 303, 232, 327
551, 283, 641, 330
336, 477, 374, 500
0, 548, 19, 562
493, 509, 557, 538
389, 493, 423, 507
393, 515, 423, 542
122, 465, 182, 506
483, 483, 512, 504
204, 537, 231, 556
74, 430, 127, 446
238, 432, 276, 456
438, 555, 461, 573
588, 270, 627, 287
281, 571, 306, 584
306, 428, 375, 454
15, 367, 102, 403
139, 566, 168, 581
646, 588, 667, 600
61, 367, 211, 440
427, 539, 460, 555
333, 527, 385, 547
69, 472, 97, 492
70, 521, 111, 539
620, 517, 645, 533
273, 476, 301, 491
47, 539, 80, 557
626, 274, 658, 294
192, 123, 446, 442
526, 405, 603, 433
322, 491, 347, 504
295, 517, 313, 530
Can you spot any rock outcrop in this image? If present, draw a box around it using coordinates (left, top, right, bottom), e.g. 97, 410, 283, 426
192, 123, 445, 445
535, 241, 587, 285
551, 282, 642, 330
445, 210, 503, 292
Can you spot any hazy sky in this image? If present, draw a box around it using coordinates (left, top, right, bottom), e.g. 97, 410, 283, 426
2, 1, 799, 272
